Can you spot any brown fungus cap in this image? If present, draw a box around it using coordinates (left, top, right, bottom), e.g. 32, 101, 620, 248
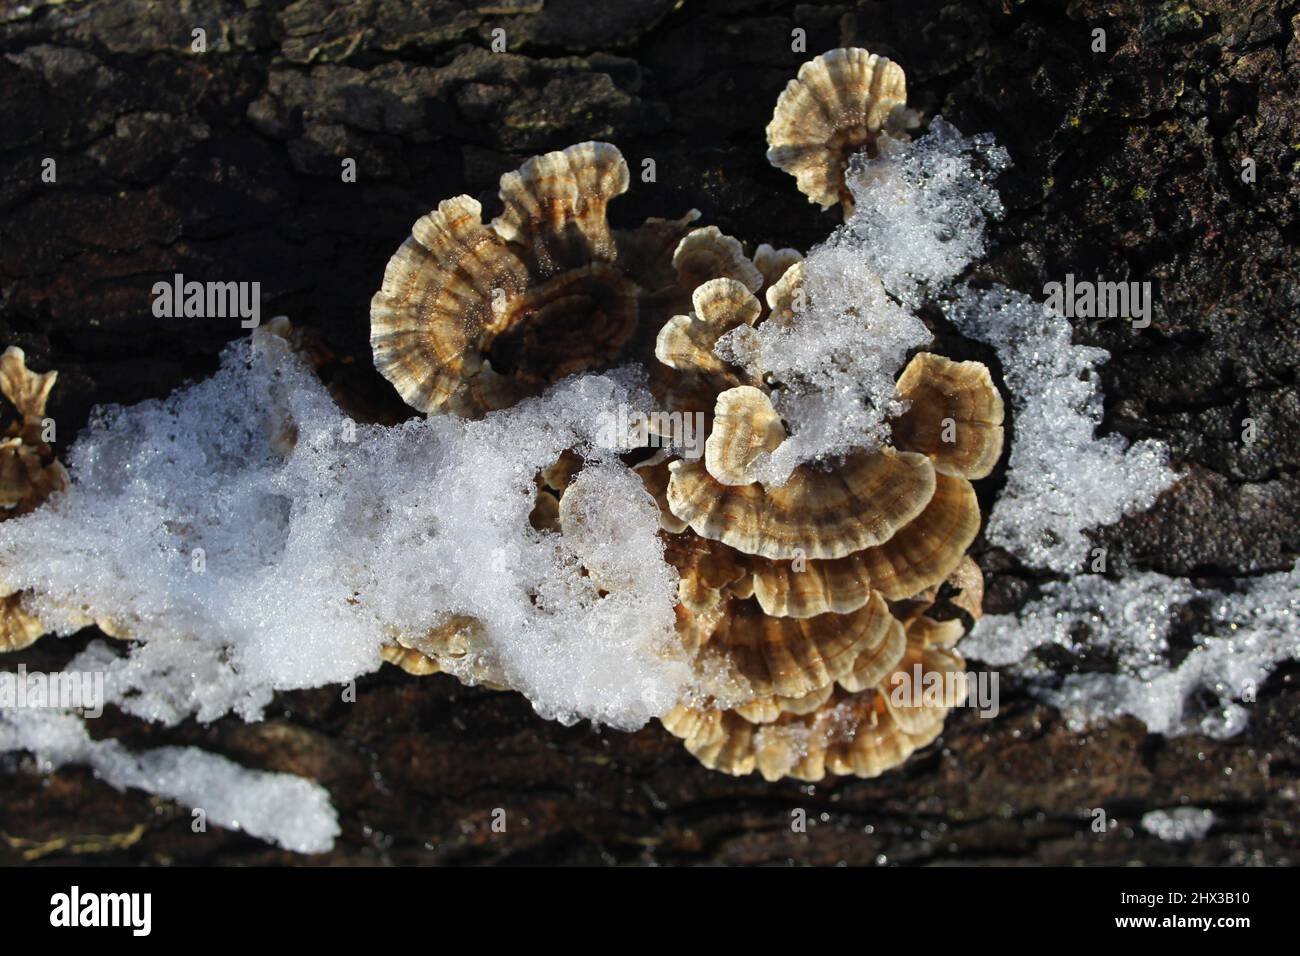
686, 590, 902, 701
372, 143, 762, 418
662, 604, 965, 782
704, 386, 786, 486
380, 643, 443, 677
0, 347, 69, 654
892, 352, 1005, 479
766, 48, 915, 212
655, 278, 762, 379
752, 244, 803, 295
743, 471, 980, 616
0, 349, 67, 516
672, 226, 763, 295
370, 194, 533, 416
666, 447, 935, 561
491, 141, 627, 273
0, 592, 44, 653
663, 530, 747, 615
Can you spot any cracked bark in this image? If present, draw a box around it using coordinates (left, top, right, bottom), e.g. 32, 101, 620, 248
1, 0, 1297, 864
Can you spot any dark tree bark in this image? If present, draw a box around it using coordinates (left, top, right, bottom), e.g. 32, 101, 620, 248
1, 0, 1297, 865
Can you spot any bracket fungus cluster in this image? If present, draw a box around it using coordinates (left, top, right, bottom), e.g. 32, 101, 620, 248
0, 48, 1006, 787
364, 48, 1005, 781
652, 267, 1002, 781
370, 141, 761, 418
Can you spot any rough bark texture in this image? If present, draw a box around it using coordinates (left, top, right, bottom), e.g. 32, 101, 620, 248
1, 0, 1298, 865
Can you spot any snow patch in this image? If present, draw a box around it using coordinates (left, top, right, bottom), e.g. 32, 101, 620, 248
0, 708, 338, 854
948, 286, 1179, 572
963, 561, 1300, 737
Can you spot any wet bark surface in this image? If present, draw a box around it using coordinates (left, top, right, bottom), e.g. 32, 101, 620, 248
1, 0, 1298, 865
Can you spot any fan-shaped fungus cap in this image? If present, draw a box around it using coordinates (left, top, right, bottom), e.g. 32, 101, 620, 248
0, 347, 56, 429
491, 142, 628, 273
892, 352, 1005, 479
742, 471, 979, 616
766, 48, 914, 211
672, 227, 763, 294
733, 683, 834, 724
667, 447, 935, 561
752, 244, 803, 294
663, 530, 747, 614
375, 143, 738, 418
655, 278, 762, 378
763, 259, 806, 328
704, 386, 786, 486
688, 591, 903, 700
662, 604, 964, 781
370, 194, 533, 416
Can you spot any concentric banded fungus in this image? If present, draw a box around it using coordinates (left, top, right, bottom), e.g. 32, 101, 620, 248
672, 226, 764, 294
662, 592, 971, 782
682, 591, 902, 701
743, 471, 980, 616
654, 278, 762, 380
704, 386, 785, 486
371, 142, 758, 418
892, 352, 1005, 479
638, 116, 1002, 776
766, 47, 917, 213
667, 449, 935, 561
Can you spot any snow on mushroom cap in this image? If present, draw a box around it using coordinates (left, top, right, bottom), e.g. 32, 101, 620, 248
766, 48, 915, 212
704, 386, 786, 486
